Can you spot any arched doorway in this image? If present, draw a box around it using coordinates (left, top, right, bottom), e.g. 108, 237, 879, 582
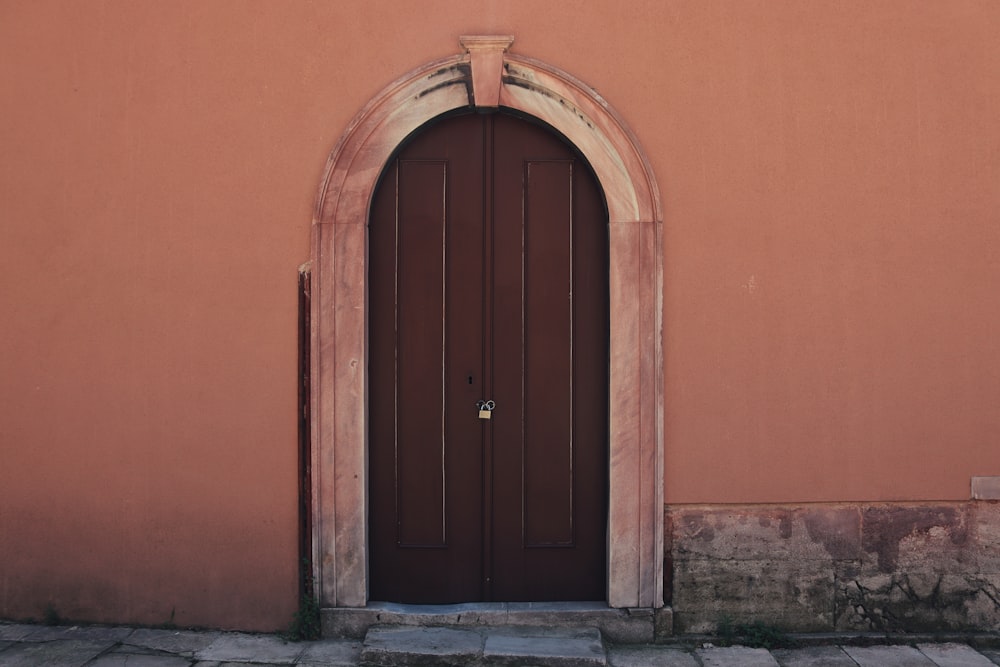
309, 36, 663, 609
368, 110, 608, 603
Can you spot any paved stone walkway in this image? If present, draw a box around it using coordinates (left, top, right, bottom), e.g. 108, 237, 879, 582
2, 621, 999, 666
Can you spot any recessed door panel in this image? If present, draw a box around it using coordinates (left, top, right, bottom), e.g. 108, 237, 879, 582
369, 111, 607, 603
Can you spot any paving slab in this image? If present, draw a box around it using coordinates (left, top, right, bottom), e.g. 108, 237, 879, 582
607, 644, 699, 666
110, 643, 166, 656
918, 643, 998, 667
298, 638, 363, 666
979, 648, 1000, 665
126, 628, 222, 655
21, 624, 135, 642
696, 645, 781, 667
361, 625, 484, 666
772, 646, 858, 667
194, 633, 304, 664
88, 654, 194, 667
483, 626, 605, 666
0, 623, 36, 640
843, 645, 937, 666
0, 638, 117, 666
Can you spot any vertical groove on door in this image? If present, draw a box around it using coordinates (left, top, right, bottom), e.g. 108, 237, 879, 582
523, 159, 575, 547
396, 160, 448, 547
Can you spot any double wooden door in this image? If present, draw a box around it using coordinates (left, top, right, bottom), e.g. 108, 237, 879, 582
369, 111, 608, 603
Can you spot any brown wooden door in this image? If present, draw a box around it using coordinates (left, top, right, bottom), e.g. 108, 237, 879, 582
369, 111, 607, 603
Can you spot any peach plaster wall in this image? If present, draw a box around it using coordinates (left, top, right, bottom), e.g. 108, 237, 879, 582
1, 0, 999, 631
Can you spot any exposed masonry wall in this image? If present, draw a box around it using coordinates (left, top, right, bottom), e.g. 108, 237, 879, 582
667, 502, 1000, 633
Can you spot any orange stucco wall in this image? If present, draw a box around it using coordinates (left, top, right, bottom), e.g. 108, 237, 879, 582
2, 0, 998, 629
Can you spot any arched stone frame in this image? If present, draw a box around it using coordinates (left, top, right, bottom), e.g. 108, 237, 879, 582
309, 37, 663, 609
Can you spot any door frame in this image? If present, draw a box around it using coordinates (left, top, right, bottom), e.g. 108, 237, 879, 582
309, 36, 663, 609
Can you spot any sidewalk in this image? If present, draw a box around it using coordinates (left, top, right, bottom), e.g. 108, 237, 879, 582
2, 620, 1000, 666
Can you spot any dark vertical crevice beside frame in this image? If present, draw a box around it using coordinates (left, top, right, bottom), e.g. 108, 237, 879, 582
298, 266, 313, 597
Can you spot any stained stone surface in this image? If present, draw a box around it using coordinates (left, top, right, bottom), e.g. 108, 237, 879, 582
125, 628, 222, 654
672, 557, 834, 632
483, 626, 605, 666
669, 502, 1000, 633
842, 645, 936, 666
20, 624, 134, 642
0, 623, 36, 641
193, 633, 304, 664
917, 643, 999, 667
0, 638, 116, 666
89, 654, 194, 666
771, 646, 859, 667
297, 638, 363, 666
695, 646, 781, 667
978, 648, 1000, 665
607, 644, 699, 666
360, 625, 484, 666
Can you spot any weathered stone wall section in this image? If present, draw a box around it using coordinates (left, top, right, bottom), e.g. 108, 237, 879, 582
668, 502, 1000, 633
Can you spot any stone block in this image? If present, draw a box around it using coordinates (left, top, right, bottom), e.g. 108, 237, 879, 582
125, 628, 220, 655
970, 502, 1000, 572
972, 477, 1000, 500
323, 602, 654, 644
841, 645, 936, 666
21, 624, 134, 642
193, 633, 304, 664
695, 646, 780, 667
0, 624, 34, 641
916, 642, 997, 667
653, 606, 674, 640
88, 654, 192, 667
297, 638, 363, 666
0, 638, 115, 666
672, 558, 835, 633
669, 507, 860, 562
608, 645, 698, 667
322, 607, 378, 639
483, 626, 605, 666
770, 645, 858, 666
504, 604, 652, 644
979, 648, 1000, 664
360, 626, 483, 666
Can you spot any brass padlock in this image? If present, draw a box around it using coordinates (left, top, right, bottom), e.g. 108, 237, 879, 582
476, 400, 496, 420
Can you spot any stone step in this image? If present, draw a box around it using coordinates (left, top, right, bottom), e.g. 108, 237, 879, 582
360, 624, 607, 666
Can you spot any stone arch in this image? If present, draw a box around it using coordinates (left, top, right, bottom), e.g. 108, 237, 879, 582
310, 37, 663, 609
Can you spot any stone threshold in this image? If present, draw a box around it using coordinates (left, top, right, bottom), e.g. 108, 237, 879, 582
360, 624, 607, 667
322, 601, 672, 644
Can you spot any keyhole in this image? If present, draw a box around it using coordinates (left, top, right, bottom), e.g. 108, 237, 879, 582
468, 375, 474, 385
